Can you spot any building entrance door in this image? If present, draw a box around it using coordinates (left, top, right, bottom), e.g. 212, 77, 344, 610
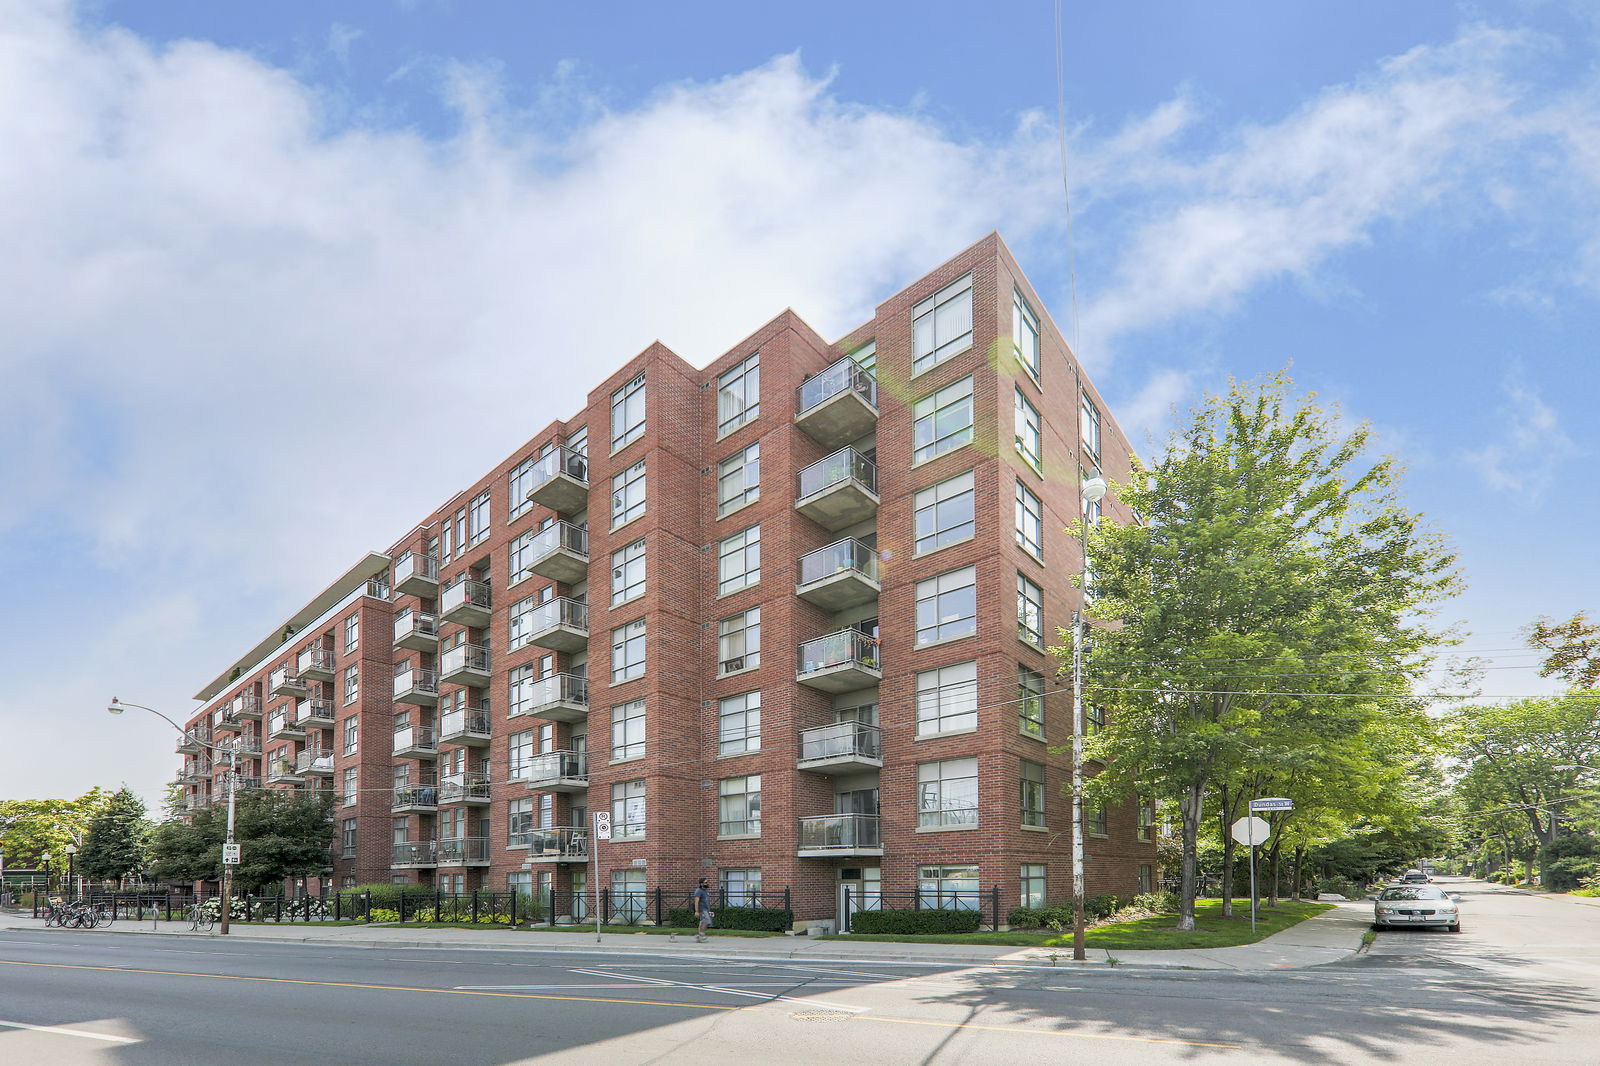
837, 867, 880, 932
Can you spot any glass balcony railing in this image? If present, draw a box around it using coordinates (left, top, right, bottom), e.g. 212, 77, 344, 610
799, 721, 882, 763
526, 826, 589, 859
798, 356, 878, 415
393, 725, 437, 755
392, 551, 440, 594
391, 841, 438, 865
439, 772, 491, 803
798, 813, 881, 852
524, 750, 588, 784
393, 610, 439, 646
798, 538, 879, 586
797, 447, 877, 500
437, 836, 490, 865
797, 630, 880, 676
439, 705, 492, 743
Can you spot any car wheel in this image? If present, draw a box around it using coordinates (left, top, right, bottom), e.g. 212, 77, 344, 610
1449, 922, 1461, 933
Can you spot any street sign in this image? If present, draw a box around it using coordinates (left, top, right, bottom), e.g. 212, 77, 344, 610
1230, 816, 1270, 847
1249, 797, 1294, 812
593, 811, 612, 841
221, 843, 241, 865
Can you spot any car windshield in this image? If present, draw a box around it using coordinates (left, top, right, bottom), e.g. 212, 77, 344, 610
1378, 887, 1448, 901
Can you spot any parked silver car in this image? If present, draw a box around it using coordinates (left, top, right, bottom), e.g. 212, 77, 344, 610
1373, 885, 1462, 932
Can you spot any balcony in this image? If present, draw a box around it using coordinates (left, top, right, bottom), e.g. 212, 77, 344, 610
233, 694, 263, 720
214, 711, 241, 735
523, 750, 588, 793
436, 836, 491, 867
392, 780, 440, 812
439, 706, 492, 747
524, 521, 589, 585
228, 735, 263, 757
391, 841, 438, 868
392, 725, 438, 759
231, 775, 262, 792
295, 749, 336, 775
269, 665, 308, 698
797, 722, 883, 774
795, 538, 880, 611
797, 813, 882, 858
525, 826, 589, 863
393, 610, 439, 652
267, 714, 305, 741
796, 357, 879, 449
525, 445, 590, 514
795, 447, 878, 530
439, 772, 491, 805
510, 672, 588, 723
176, 766, 204, 786
522, 596, 589, 653
796, 630, 882, 692
439, 643, 491, 688
296, 645, 336, 683
393, 666, 439, 706
392, 552, 439, 599
175, 729, 206, 755
267, 759, 303, 785
440, 579, 492, 629
297, 698, 336, 729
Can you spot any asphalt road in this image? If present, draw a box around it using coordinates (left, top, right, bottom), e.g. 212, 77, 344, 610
2, 877, 1596, 1065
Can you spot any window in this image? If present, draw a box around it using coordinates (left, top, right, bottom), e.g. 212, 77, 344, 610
342, 767, 358, 806
611, 869, 646, 920
718, 691, 761, 755
1021, 760, 1046, 827
611, 539, 646, 606
1138, 864, 1154, 894
342, 717, 358, 756
717, 608, 761, 675
915, 661, 978, 736
917, 864, 979, 909
611, 700, 645, 761
611, 619, 646, 684
913, 470, 975, 555
1090, 806, 1109, 836
912, 376, 974, 463
918, 757, 978, 827
611, 460, 646, 528
612, 779, 646, 839
717, 353, 760, 436
508, 730, 534, 780
507, 528, 539, 586
718, 775, 762, 836
1016, 481, 1044, 560
849, 340, 877, 375
1081, 392, 1101, 460
1138, 800, 1156, 842
1086, 705, 1106, 736
343, 664, 359, 705
717, 443, 760, 516
508, 664, 535, 717
508, 454, 536, 520
915, 565, 977, 645
717, 525, 761, 595
612, 373, 646, 451
1017, 574, 1044, 647
508, 594, 537, 651
1015, 388, 1042, 471
1018, 666, 1045, 737
343, 614, 359, 652
1014, 291, 1040, 380
508, 797, 534, 847
469, 491, 491, 545
1020, 863, 1046, 909
342, 818, 357, 858
721, 868, 762, 906
912, 273, 973, 375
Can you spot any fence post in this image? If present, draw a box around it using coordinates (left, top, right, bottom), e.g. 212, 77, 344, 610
654, 886, 662, 926
784, 887, 792, 917
602, 888, 611, 924
843, 885, 853, 933
335, 893, 342, 922
991, 886, 1000, 932
435, 886, 442, 924
471, 889, 480, 924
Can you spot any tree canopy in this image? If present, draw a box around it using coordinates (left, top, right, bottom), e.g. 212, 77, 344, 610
1527, 612, 1600, 688
0, 789, 111, 867
79, 787, 151, 883
150, 789, 334, 892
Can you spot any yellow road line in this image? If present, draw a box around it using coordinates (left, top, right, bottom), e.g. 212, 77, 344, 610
855, 1013, 1244, 1049
0, 958, 733, 1012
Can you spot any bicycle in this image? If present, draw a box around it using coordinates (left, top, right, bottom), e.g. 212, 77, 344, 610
186, 901, 215, 932
93, 901, 117, 928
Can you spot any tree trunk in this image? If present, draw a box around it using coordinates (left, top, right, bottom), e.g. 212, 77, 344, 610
1268, 837, 1283, 906
1293, 845, 1305, 901
1177, 779, 1206, 931
1219, 791, 1235, 918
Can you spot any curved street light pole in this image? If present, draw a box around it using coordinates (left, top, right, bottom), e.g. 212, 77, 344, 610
108, 697, 237, 935
1072, 475, 1109, 963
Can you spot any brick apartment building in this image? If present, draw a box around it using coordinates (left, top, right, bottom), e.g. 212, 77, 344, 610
176, 232, 1156, 929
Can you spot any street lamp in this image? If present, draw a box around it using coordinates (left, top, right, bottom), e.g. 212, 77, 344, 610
1071, 474, 1109, 963
41, 852, 52, 899
64, 843, 78, 902
108, 697, 238, 935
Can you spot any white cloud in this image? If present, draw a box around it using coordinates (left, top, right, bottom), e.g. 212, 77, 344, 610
1458, 372, 1583, 498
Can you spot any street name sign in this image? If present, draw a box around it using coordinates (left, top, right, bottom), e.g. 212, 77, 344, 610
1250, 797, 1294, 812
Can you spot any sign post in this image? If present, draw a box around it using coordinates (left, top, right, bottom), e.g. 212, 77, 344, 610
592, 811, 611, 943
1230, 816, 1271, 932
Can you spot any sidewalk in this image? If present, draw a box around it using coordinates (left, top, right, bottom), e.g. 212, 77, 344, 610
0, 901, 1372, 971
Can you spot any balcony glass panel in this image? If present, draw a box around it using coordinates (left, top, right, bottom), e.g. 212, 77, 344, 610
798, 538, 879, 586
797, 630, 880, 675
798, 356, 878, 414
799, 721, 882, 762
798, 813, 881, 850
797, 447, 877, 500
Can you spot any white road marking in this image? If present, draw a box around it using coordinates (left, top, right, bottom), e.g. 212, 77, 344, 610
0, 1019, 139, 1044
565, 967, 870, 1013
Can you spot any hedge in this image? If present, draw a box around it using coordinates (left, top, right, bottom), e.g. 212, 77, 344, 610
664, 905, 791, 932
848, 908, 981, 935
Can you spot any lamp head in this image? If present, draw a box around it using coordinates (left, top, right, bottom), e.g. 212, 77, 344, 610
1082, 476, 1108, 504
107, 697, 124, 715
65, 843, 77, 856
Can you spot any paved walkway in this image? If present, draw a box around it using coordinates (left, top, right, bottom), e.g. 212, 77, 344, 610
0, 901, 1374, 971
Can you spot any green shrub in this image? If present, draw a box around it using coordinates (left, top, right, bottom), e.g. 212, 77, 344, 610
1544, 856, 1598, 893
848, 908, 981, 935
1131, 891, 1179, 914
368, 907, 400, 923
664, 905, 791, 932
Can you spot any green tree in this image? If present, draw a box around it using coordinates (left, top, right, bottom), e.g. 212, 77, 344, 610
79, 787, 152, 884
1075, 372, 1460, 930
150, 790, 334, 893
1527, 612, 1600, 688
0, 789, 111, 868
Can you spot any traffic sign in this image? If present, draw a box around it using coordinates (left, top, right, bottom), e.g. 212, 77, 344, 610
593, 811, 612, 841
222, 843, 241, 865
1249, 797, 1294, 812
1230, 817, 1270, 846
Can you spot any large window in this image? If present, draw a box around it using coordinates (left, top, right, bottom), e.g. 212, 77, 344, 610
342, 818, 357, 858
912, 273, 973, 375
342, 716, 358, 755
1081, 392, 1101, 460
611, 619, 646, 684
918, 757, 978, 828
1016, 481, 1044, 560
718, 525, 761, 595
612, 373, 646, 451
611, 460, 646, 529
1020, 863, 1046, 909
508, 453, 537, 520
1018, 666, 1045, 737
611, 539, 646, 606
343, 664, 359, 705
1021, 760, 1046, 827
508, 797, 534, 847
468, 491, 491, 546
1017, 573, 1044, 648
508, 528, 540, 586
1138, 800, 1156, 842
1015, 388, 1042, 471
912, 376, 974, 463
913, 470, 975, 555
508, 664, 534, 717
508, 594, 537, 651
343, 613, 359, 652
611, 779, 646, 839
915, 661, 979, 736
717, 608, 761, 675
718, 775, 762, 837
717, 353, 760, 436
508, 729, 534, 780
721, 867, 762, 906
717, 443, 761, 516
342, 767, 358, 807
917, 864, 979, 909
916, 565, 977, 645
611, 700, 645, 761
718, 691, 761, 755
1013, 291, 1040, 381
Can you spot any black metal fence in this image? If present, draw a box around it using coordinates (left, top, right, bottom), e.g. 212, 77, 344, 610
839, 886, 1003, 932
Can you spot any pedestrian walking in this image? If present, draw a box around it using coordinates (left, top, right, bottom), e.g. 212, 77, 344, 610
692, 878, 713, 942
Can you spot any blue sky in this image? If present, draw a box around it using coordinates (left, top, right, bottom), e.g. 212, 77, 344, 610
2, 0, 1595, 807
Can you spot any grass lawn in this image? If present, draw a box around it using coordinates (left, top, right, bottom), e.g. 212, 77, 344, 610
524, 924, 784, 938
823, 899, 1334, 951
